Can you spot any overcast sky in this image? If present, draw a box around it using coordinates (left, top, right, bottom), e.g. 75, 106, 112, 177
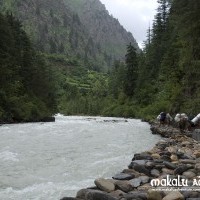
99, 0, 158, 48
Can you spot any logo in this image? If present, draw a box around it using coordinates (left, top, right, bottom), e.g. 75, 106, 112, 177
150, 175, 200, 191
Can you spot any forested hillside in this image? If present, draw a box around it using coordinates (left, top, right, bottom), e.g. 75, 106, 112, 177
0, 13, 56, 122
0, 0, 199, 122
135, 0, 200, 117
0, 0, 138, 71
104, 0, 200, 118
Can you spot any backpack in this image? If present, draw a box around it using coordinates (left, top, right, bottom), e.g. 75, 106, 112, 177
160, 112, 166, 121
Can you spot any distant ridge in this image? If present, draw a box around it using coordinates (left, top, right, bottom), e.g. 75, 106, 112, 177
0, 0, 139, 69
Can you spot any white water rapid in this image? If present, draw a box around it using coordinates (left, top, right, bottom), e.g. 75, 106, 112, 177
0, 115, 160, 200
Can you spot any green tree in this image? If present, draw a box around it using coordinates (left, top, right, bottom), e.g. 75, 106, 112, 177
123, 43, 138, 97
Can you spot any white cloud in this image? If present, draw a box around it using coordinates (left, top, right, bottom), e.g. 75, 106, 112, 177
99, 0, 158, 48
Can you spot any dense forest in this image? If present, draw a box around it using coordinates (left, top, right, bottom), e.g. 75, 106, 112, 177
0, 13, 57, 122
0, 0, 200, 122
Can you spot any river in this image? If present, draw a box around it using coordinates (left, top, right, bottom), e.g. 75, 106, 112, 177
0, 115, 160, 200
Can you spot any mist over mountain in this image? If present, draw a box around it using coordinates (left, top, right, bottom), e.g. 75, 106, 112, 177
0, 0, 139, 70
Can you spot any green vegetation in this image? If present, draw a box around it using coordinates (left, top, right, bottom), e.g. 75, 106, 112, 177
0, 0, 200, 122
0, 13, 56, 122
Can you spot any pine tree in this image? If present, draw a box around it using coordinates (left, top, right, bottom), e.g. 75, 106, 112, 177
123, 43, 138, 97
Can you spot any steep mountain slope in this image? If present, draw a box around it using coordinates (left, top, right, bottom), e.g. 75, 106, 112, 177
66, 0, 139, 58
0, 0, 139, 70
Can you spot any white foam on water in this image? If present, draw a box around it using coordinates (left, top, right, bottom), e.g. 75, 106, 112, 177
0, 115, 161, 200
0, 179, 96, 200
0, 150, 19, 162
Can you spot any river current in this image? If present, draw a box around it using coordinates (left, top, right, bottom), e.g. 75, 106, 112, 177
0, 115, 160, 200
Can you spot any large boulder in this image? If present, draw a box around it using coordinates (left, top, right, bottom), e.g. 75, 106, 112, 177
162, 191, 184, 200
94, 178, 115, 192
76, 189, 117, 200
115, 180, 132, 193
147, 190, 162, 200
112, 173, 134, 180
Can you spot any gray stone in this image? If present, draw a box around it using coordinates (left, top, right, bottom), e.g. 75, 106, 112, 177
139, 175, 150, 184
109, 190, 125, 198
76, 189, 103, 199
60, 198, 83, 200
154, 164, 165, 170
150, 169, 160, 177
182, 191, 200, 198
174, 165, 192, 175
163, 161, 176, 169
182, 171, 196, 179
133, 165, 151, 176
123, 191, 147, 200
162, 191, 184, 200
77, 189, 117, 200
115, 180, 132, 193
132, 153, 152, 161
179, 159, 196, 164
94, 178, 115, 192
192, 129, 200, 141
145, 161, 155, 169
129, 161, 146, 169
112, 173, 134, 180
129, 178, 141, 187
160, 155, 171, 161
132, 160, 147, 165
147, 190, 162, 200
86, 190, 118, 200
195, 163, 200, 172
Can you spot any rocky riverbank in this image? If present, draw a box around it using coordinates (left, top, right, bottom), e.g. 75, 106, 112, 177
61, 122, 200, 200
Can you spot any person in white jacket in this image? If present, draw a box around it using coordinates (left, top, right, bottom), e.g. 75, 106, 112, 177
191, 113, 200, 126
174, 113, 190, 130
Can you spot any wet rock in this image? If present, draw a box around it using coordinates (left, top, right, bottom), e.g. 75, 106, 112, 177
147, 190, 162, 200
162, 168, 174, 175
182, 191, 200, 198
170, 154, 178, 161
162, 191, 184, 200
154, 159, 164, 164
109, 190, 125, 198
129, 177, 141, 188
145, 161, 155, 169
112, 173, 134, 180
94, 178, 115, 192
150, 169, 160, 177
151, 153, 160, 159
137, 183, 152, 191
174, 165, 192, 175
160, 155, 171, 161
194, 151, 200, 158
85, 190, 118, 200
182, 171, 196, 179
123, 191, 147, 200
128, 160, 146, 169
195, 163, 200, 172
163, 161, 176, 169
122, 169, 140, 177
192, 129, 200, 141
115, 180, 132, 193
77, 189, 118, 200
133, 165, 151, 176
166, 146, 177, 154
154, 164, 165, 170
132, 153, 152, 161
179, 159, 196, 164
60, 198, 83, 200
139, 175, 150, 184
